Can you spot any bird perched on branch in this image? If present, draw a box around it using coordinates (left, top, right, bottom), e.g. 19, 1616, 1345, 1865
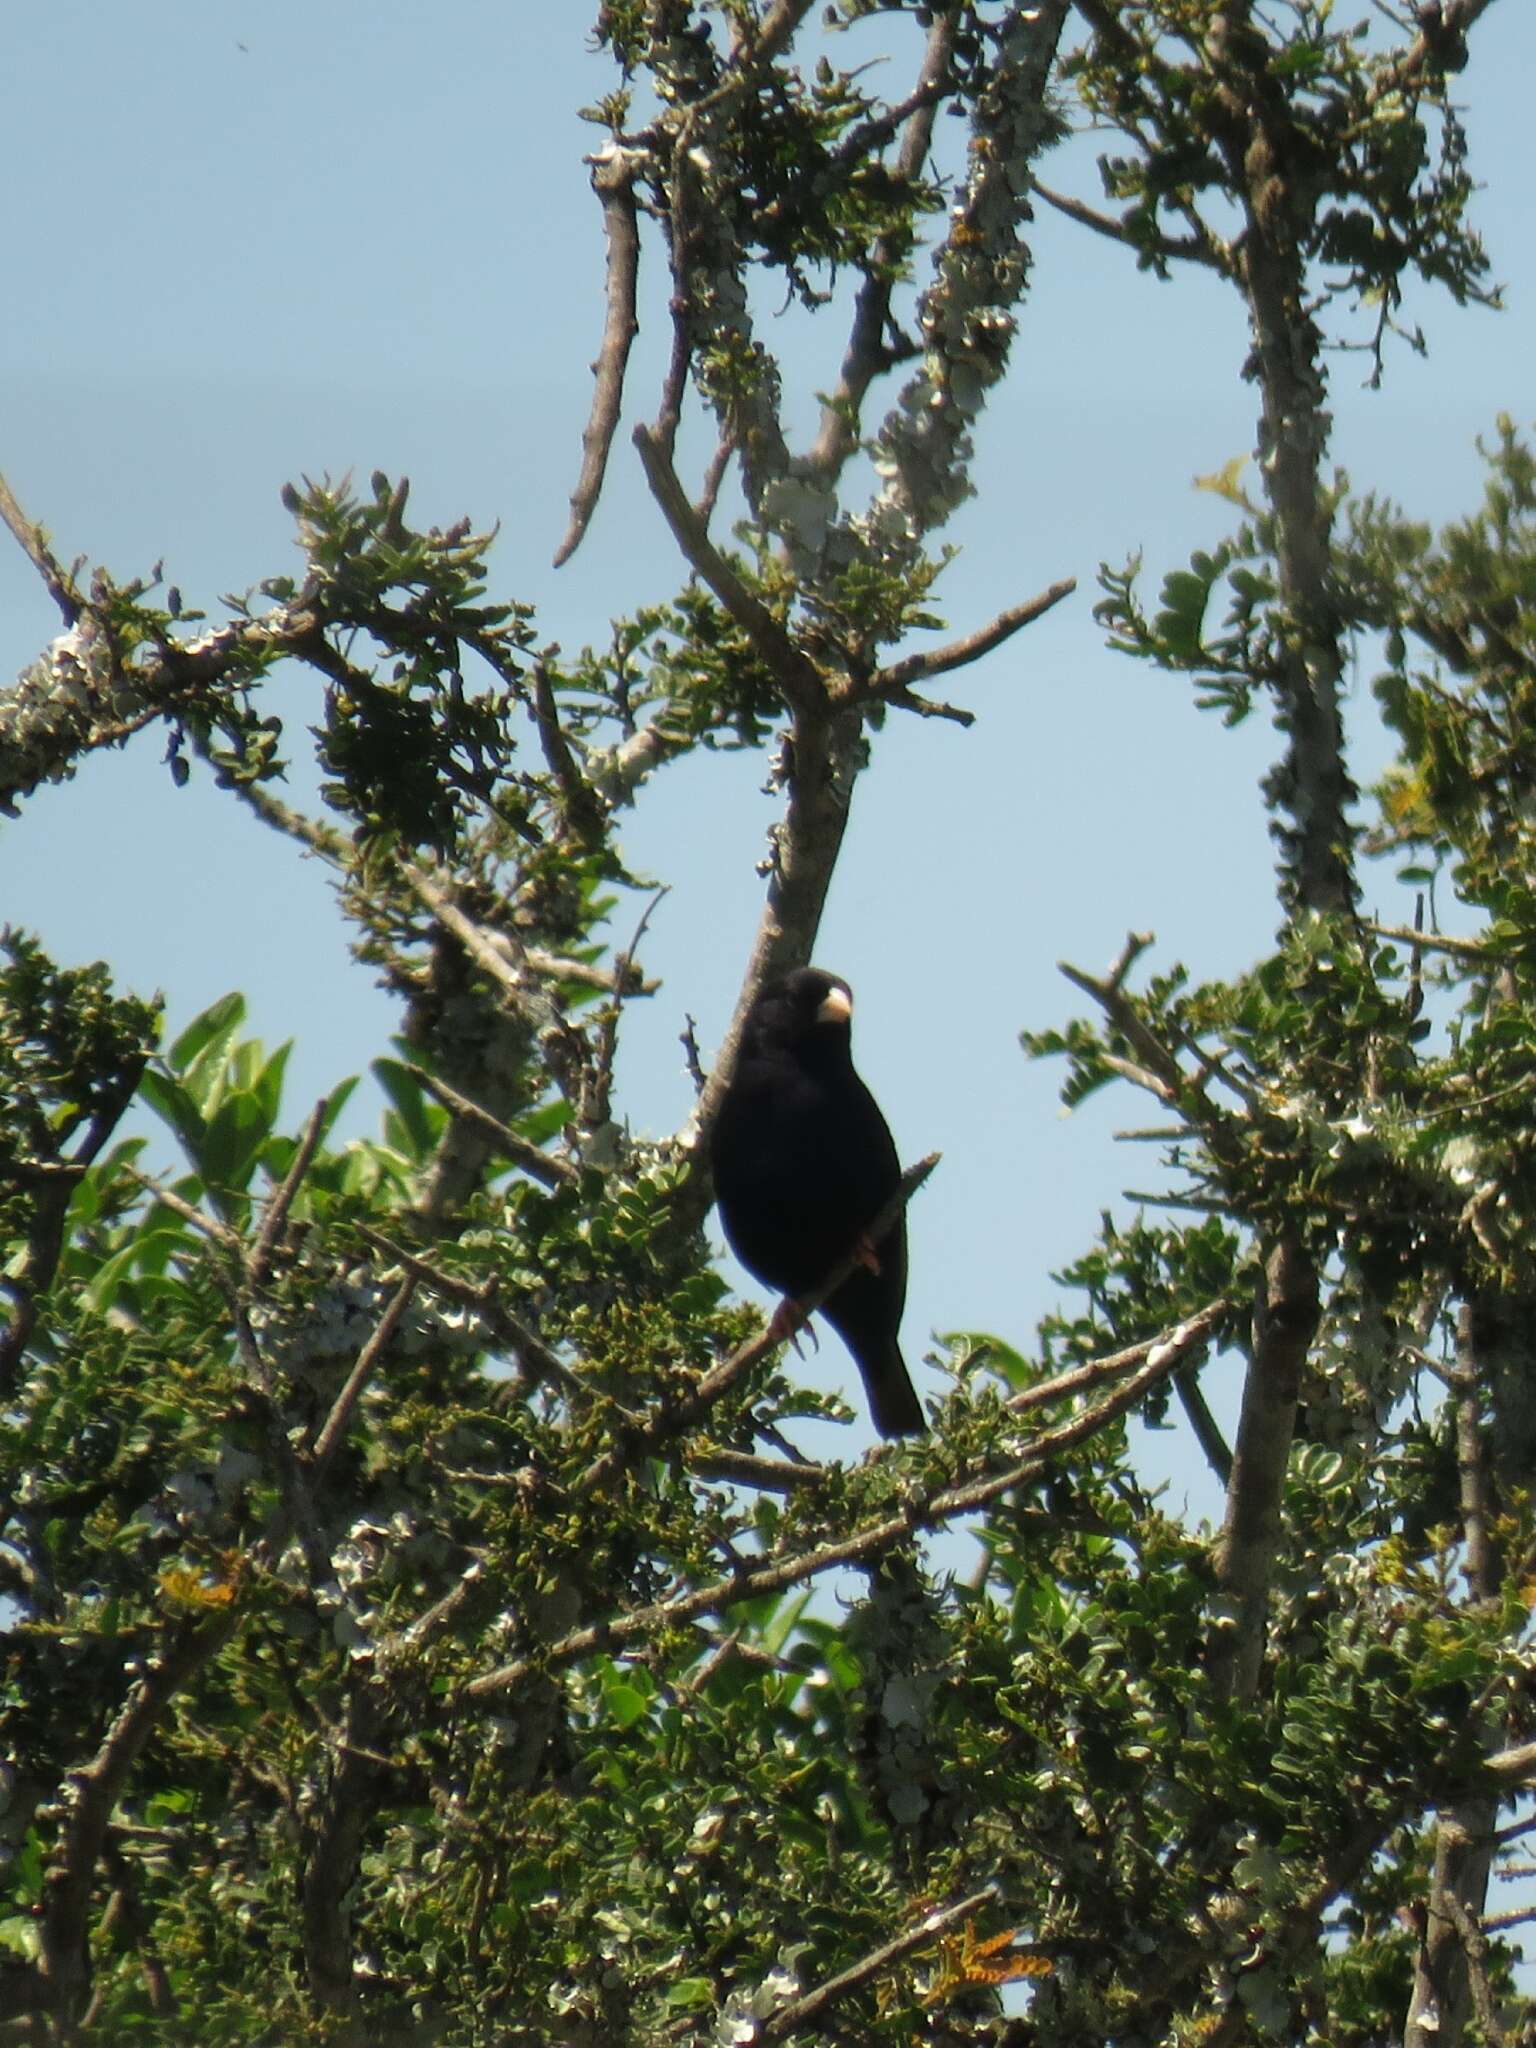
709, 967, 924, 1438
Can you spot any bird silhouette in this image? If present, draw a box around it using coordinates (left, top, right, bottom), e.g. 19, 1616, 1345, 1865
710, 967, 924, 1438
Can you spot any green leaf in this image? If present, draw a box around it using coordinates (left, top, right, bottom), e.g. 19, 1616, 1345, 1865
373, 1057, 440, 1161
138, 1067, 207, 1156
167, 991, 246, 1074
201, 1090, 273, 1197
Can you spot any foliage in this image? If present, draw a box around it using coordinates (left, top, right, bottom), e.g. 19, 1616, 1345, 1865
1, 4, 1531, 2046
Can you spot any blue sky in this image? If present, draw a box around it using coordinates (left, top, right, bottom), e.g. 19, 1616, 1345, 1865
2, 3, 1532, 1483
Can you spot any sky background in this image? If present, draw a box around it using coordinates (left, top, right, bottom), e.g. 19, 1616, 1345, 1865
2, 2, 1533, 1504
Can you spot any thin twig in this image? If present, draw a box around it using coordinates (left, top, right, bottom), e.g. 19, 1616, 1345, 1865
868, 577, 1076, 697
1364, 919, 1489, 963
250, 1094, 335, 1290
587, 885, 668, 1131
309, 1275, 421, 1483
405, 1065, 577, 1188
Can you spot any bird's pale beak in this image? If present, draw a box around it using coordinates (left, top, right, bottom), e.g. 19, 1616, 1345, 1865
817, 986, 853, 1026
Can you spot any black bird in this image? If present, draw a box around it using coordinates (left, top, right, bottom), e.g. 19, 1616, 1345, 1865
709, 967, 924, 1438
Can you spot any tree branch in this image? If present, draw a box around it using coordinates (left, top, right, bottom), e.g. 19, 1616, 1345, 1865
1032, 178, 1224, 270
464, 1294, 1216, 1705
308, 1274, 422, 1483
866, 576, 1076, 698
803, 10, 959, 486
0, 468, 83, 621
632, 424, 824, 707
404, 1063, 577, 1188
1207, 1233, 1319, 1701
249, 1093, 335, 1290
37, 1613, 239, 2026
760, 1887, 996, 2039
554, 147, 643, 568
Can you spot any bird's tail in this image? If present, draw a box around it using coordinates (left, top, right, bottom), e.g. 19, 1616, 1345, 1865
864, 1344, 925, 1439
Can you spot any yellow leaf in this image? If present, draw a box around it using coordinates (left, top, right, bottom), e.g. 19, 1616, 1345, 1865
159, 1566, 238, 1610
1193, 454, 1250, 506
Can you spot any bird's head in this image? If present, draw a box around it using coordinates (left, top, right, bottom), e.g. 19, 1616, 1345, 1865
748, 966, 855, 1058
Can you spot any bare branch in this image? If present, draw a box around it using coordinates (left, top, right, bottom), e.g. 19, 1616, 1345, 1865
1033, 178, 1224, 270
881, 685, 976, 727
1060, 940, 1185, 1102
680, 1013, 707, 1096
125, 1169, 244, 1253
554, 148, 643, 568
1364, 919, 1489, 963
804, 10, 959, 485
1176, 1367, 1234, 1486
1005, 1296, 1230, 1419
1100, 1052, 1180, 1104
229, 773, 349, 860
585, 884, 668, 1131
693, 432, 736, 531
688, 1447, 829, 1492
868, 577, 1077, 698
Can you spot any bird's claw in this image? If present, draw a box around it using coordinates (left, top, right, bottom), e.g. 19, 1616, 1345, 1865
766, 1297, 816, 1356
